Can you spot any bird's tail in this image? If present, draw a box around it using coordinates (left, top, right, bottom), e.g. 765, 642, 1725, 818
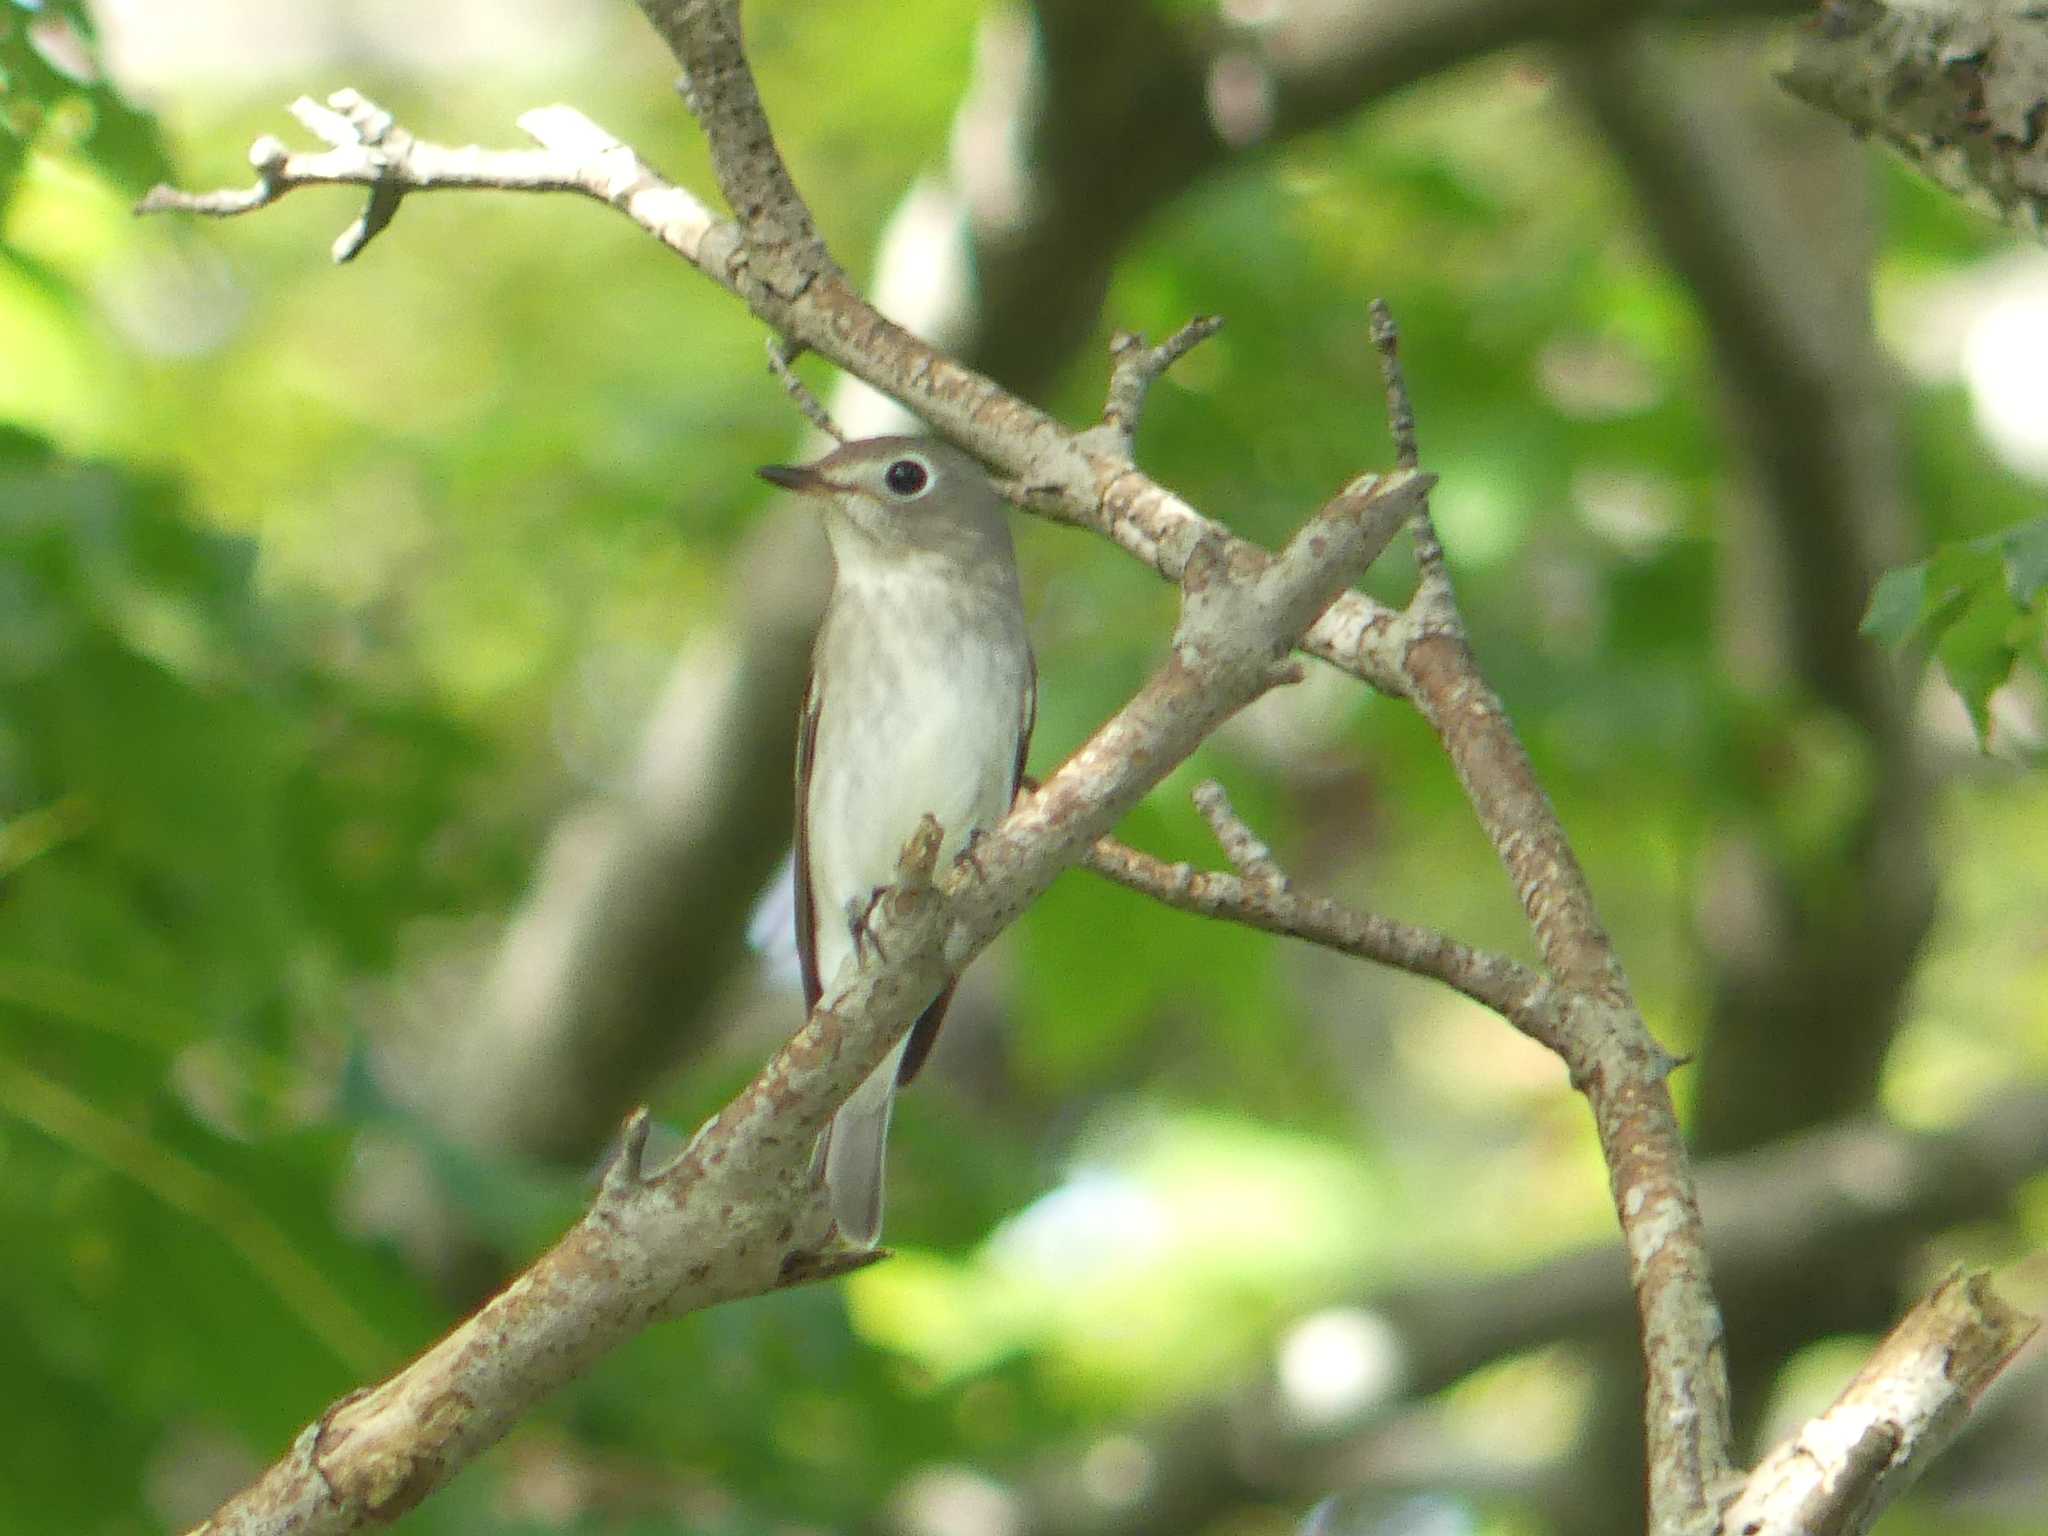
822, 1036, 909, 1247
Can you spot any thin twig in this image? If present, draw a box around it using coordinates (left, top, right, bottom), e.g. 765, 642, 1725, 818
764, 338, 843, 440
1082, 834, 1559, 1043
1099, 315, 1225, 446
1367, 301, 1419, 471
140, 98, 731, 276
1369, 299, 1447, 586
1191, 779, 1288, 890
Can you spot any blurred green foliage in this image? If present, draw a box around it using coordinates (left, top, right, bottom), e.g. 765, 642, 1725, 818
1, 3, 2045, 1535
1863, 516, 2048, 738
0, 0, 167, 215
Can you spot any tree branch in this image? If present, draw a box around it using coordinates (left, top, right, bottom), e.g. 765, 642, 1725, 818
1782, 0, 2048, 243
1568, 32, 1939, 1480
348, 0, 1820, 1221
1083, 788, 1561, 1046
138, 94, 1414, 700
424, 0, 1825, 1201
1355, 311, 1736, 1531
292, 0, 1779, 1221
1718, 1271, 2039, 1536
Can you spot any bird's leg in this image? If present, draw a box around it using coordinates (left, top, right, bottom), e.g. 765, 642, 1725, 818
847, 886, 891, 964
955, 825, 994, 884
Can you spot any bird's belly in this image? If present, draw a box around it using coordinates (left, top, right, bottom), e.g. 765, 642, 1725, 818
806, 653, 1022, 972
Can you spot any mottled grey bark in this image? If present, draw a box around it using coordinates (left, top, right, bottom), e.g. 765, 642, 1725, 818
1784, 0, 2048, 243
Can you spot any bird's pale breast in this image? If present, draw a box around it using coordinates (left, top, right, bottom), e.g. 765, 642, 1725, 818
806, 564, 1029, 986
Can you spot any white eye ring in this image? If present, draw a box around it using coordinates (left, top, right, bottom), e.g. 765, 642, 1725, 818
882, 456, 932, 499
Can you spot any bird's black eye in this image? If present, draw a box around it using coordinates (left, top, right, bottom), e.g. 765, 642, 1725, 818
883, 458, 929, 497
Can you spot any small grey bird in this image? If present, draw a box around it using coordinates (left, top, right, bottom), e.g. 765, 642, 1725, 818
758, 436, 1034, 1246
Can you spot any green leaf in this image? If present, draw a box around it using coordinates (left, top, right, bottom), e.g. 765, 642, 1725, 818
1934, 584, 2023, 743
1864, 521, 2048, 745
1861, 563, 1929, 649
2003, 514, 2048, 608
0, 0, 171, 222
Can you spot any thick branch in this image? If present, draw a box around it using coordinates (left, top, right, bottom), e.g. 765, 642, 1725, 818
1783, 0, 2048, 243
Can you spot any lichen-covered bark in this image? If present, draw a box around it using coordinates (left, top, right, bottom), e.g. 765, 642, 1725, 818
1784, 0, 2048, 242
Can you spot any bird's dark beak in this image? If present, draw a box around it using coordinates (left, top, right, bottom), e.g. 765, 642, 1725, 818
758, 463, 825, 494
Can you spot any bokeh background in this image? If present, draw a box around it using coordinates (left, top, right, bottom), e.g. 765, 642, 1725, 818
3, 2, 2045, 1534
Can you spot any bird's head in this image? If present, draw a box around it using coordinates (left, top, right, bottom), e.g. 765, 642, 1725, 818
759, 435, 1013, 574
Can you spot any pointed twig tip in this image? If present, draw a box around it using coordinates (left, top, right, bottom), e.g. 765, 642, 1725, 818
602, 1108, 655, 1194
765, 337, 844, 440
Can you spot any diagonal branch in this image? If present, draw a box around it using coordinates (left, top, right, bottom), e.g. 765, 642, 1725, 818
1569, 31, 1942, 1482
1719, 1271, 2039, 1536
1359, 309, 1736, 1532
1782, 0, 2048, 244
185, 427, 1429, 1535
138, 94, 1415, 697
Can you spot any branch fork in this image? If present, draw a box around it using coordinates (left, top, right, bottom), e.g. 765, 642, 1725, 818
1097, 314, 1226, 448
